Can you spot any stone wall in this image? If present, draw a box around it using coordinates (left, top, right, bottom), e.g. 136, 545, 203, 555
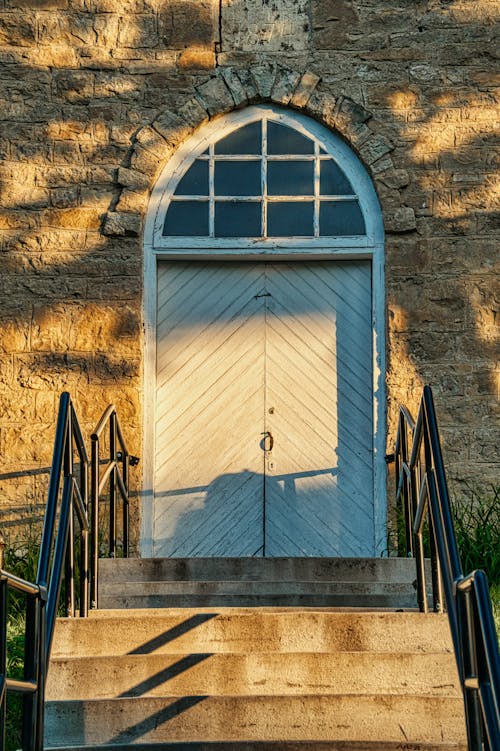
0, 0, 498, 545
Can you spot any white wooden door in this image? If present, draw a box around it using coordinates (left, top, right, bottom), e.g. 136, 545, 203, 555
264, 263, 373, 556
154, 261, 374, 557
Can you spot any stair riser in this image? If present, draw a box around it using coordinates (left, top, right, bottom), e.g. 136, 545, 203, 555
98, 558, 426, 584
44, 695, 466, 746
46, 652, 461, 700
51, 612, 455, 658
98, 593, 419, 609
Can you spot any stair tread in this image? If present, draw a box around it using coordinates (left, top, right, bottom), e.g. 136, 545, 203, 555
44, 742, 468, 751
46, 650, 461, 700
44, 694, 467, 746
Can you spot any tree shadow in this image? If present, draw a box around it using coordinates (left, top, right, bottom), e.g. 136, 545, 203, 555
0, 0, 498, 544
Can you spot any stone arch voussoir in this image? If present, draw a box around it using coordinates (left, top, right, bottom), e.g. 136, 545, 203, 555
103, 62, 413, 238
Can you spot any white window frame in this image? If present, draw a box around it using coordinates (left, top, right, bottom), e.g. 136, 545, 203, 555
142, 104, 386, 557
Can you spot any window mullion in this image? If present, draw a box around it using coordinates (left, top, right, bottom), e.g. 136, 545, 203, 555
262, 118, 267, 239
314, 141, 320, 237
209, 143, 215, 237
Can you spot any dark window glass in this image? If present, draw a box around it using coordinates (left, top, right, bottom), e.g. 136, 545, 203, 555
215, 201, 262, 237
268, 202, 314, 237
174, 159, 209, 196
267, 161, 314, 196
320, 200, 366, 235
215, 160, 261, 196
215, 122, 262, 155
163, 200, 208, 236
267, 121, 314, 154
320, 159, 354, 195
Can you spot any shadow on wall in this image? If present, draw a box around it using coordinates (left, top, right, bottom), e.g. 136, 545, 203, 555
0, 0, 498, 521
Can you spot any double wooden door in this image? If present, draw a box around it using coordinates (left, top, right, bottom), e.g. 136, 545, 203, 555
154, 261, 374, 557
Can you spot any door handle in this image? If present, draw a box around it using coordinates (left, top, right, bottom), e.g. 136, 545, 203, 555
262, 431, 274, 452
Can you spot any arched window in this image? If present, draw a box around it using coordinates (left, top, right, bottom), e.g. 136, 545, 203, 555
148, 106, 383, 249
162, 118, 365, 239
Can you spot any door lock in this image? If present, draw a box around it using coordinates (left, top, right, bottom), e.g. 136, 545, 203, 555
261, 431, 274, 452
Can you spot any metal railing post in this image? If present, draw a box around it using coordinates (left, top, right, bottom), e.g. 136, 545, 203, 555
395, 386, 500, 751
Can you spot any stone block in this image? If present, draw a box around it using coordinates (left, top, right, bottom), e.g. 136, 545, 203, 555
271, 67, 302, 106
177, 97, 210, 128
102, 212, 141, 237
115, 189, 148, 214
53, 70, 95, 105
50, 187, 79, 209
385, 208, 416, 234
305, 89, 337, 127
178, 47, 216, 70
377, 168, 410, 190
221, 67, 248, 107
0, 11, 35, 46
290, 71, 321, 108
129, 145, 162, 176
196, 77, 234, 116
118, 15, 158, 48
117, 167, 151, 191
31, 304, 73, 353
311, 0, 359, 50
1, 424, 55, 465
359, 134, 394, 166
91, 353, 140, 385
0, 318, 30, 354
158, 0, 215, 47
235, 68, 258, 102
221, 0, 310, 53
135, 125, 168, 156
251, 65, 277, 99
69, 304, 140, 357
44, 208, 101, 231
152, 109, 190, 144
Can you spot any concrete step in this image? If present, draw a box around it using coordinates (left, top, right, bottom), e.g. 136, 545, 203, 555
46, 650, 461, 700
44, 694, 466, 747
50, 610, 455, 658
97, 583, 419, 610
98, 557, 423, 584
44, 741, 468, 751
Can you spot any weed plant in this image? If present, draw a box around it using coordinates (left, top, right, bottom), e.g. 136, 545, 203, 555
2, 527, 41, 751
451, 484, 500, 641
451, 484, 500, 586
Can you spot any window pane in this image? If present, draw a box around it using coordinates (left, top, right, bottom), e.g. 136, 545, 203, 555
174, 159, 209, 196
320, 159, 354, 195
267, 161, 314, 196
320, 200, 366, 235
267, 121, 314, 154
215, 201, 262, 237
163, 200, 208, 236
215, 160, 261, 196
268, 202, 314, 237
215, 122, 262, 155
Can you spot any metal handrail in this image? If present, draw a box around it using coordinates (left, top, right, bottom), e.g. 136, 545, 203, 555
90, 404, 136, 609
395, 385, 500, 751
0, 393, 136, 750
1, 392, 89, 751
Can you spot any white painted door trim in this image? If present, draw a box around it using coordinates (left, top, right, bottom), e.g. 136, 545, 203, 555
142, 105, 386, 558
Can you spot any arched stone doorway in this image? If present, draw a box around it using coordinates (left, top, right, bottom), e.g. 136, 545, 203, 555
142, 105, 385, 558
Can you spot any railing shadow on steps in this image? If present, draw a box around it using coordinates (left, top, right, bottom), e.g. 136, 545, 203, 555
0, 392, 135, 751
394, 384, 500, 751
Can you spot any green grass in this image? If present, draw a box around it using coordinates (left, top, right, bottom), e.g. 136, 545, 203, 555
490, 583, 500, 637
451, 484, 500, 585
